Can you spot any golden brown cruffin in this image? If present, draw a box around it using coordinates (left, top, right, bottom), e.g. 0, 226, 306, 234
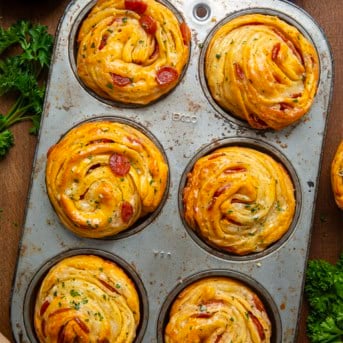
165, 277, 272, 343
331, 140, 343, 209
205, 14, 319, 130
34, 255, 141, 343
46, 120, 168, 238
183, 146, 296, 255
77, 0, 190, 105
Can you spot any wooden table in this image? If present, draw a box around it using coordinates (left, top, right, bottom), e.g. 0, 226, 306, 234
0, 0, 342, 341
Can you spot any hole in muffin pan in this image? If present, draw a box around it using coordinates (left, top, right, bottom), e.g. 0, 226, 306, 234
198, 7, 320, 130
157, 269, 282, 343
193, 3, 211, 21
46, 116, 170, 241
68, 0, 191, 109
23, 248, 149, 343
178, 137, 302, 262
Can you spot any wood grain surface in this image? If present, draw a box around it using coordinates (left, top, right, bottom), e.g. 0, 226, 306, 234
0, 0, 342, 342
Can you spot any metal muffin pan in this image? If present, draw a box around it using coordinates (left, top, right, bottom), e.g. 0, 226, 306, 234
10, 0, 333, 342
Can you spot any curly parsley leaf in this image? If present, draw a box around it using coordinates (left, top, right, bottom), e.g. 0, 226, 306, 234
305, 254, 343, 343
0, 20, 53, 159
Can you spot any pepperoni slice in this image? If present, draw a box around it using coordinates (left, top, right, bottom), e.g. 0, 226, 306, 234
110, 73, 131, 87
99, 34, 109, 50
121, 201, 134, 223
99, 279, 118, 293
139, 15, 157, 35
272, 42, 281, 61
40, 300, 50, 316
234, 63, 244, 80
41, 319, 46, 337
109, 153, 131, 176
249, 311, 266, 340
125, 0, 147, 14
75, 317, 90, 333
224, 167, 247, 174
180, 22, 191, 46
156, 67, 179, 86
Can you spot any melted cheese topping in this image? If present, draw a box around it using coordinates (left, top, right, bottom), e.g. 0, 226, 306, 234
183, 146, 296, 255
165, 277, 272, 343
205, 14, 319, 130
331, 140, 343, 209
77, 0, 189, 105
46, 121, 168, 238
34, 255, 140, 343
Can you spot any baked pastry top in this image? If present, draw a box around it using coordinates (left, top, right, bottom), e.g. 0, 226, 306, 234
183, 146, 296, 255
77, 0, 190, 105
165, 277, 272, 343
331, 140, 343, 209
34, 255, 140, 343
205, 14, 319, 130
46, 120, 168, 238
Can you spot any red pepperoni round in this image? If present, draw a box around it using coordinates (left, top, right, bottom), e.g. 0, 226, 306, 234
139, 15, 157, 35
109, 153, 131, 176
180, 22, 191, 46
121, 201, 134, 223
124, 0, 147, 14
156, 67, 179, 86
40, 300, 50, 316
110, 73, 131, 87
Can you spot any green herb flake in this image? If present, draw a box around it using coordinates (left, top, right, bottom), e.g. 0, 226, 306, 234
106, 83, 113, 89
70, 289, 81, 297
215, 53, 221, 59
115, 283, 121, 289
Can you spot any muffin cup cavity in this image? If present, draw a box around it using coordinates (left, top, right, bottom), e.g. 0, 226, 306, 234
199, 8, 320, 130
179, 137, 301, 261
46, 116, 170, 240
157, 269, 282, 343
24, 248, 149, 343
68, 0, 191, 108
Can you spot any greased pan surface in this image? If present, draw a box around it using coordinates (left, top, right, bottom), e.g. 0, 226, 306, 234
10, 0, 333, 342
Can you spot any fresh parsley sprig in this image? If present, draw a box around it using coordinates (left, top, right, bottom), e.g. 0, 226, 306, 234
0, 20, 53, 158
305, 253, 343, 342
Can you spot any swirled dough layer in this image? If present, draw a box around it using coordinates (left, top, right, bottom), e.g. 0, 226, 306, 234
77, 0, 190, 105
46, 121, 168, 238
205, 14, 319, 130
165, 277, 272, 343
183, 146, 295, 255
331, 140, 343, 209
34, 255, 140, 343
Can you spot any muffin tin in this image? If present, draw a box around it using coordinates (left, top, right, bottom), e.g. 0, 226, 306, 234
10, 0, 333, 342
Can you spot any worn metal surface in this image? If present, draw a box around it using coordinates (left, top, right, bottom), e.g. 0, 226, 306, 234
10, 0, 333, 342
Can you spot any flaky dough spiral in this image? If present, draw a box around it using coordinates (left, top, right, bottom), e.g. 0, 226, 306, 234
46, 120, 168, 238
205, 14, 319, 130
77, 0, 190, 105
331, 140, 343, 209
34, 255, 140, 343
165, 277, 272, 343
183, 146, 295, 255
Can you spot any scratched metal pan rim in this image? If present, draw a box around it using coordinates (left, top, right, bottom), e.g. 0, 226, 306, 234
68, 0, 191, 109
45, 115, 170, 241
178, 136, 302, 262
198, 6, 321, 130
23, 248, 149, 343
156, 269, 282, 343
